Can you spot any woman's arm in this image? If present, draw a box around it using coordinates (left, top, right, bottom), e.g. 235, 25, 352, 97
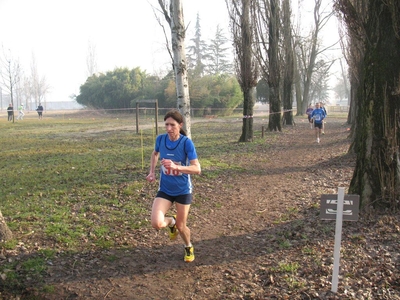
161, 158, 201, 175
146, 150, 160, 182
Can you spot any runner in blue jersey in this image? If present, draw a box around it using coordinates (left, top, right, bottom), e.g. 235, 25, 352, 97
311, 102, 326, 143
305, 104, 314, 129
320, 102, 327, 134
146, 110, 201, 262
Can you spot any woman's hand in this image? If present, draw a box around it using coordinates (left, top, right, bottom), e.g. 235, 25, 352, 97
161, 159, 177, 171
146, 173, 156, 183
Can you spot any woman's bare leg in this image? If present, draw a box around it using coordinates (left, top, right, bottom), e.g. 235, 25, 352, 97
151, 197, 173, 230
175, 203, 191, 246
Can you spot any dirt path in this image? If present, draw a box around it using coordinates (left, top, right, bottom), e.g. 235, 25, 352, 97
26, 118, 399, 299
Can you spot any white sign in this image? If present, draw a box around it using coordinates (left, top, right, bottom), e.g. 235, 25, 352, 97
320, 188, 360, 293
320, 194, 359, 221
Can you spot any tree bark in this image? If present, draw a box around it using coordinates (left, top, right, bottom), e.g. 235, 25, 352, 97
281, 0, 294, 126
267, 0, 281, 131
339, 0, 400, 209
241, 87, 255, 142
0, 210, 12, 242
170, 0, 191, 138
293, 50, 303, 115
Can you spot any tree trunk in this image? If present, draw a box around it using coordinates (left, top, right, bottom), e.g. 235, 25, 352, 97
0, 210, 12, 242
170, 0, 191, 138
301, 32, 318, 114
348, 0, 400, 209
267, 0, 281, 132
158, 0, 192, 138
337, 0, 367, 141
240, 87, 255, 142
238, 0, 257, 142
227, 0, 258, 142
347, 78, 357, 130
282, 0, 294, 126
293, 51, 303, 115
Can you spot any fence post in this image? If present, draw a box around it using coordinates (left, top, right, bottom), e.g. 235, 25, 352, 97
136, 102, 139, 134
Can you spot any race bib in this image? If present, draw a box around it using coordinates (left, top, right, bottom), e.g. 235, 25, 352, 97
161, 161, 183, 176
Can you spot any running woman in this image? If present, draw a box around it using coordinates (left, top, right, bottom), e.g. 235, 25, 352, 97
146, 109, 201, 262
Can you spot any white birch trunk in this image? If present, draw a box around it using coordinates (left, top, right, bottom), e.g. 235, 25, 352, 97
170, 0, 191, 138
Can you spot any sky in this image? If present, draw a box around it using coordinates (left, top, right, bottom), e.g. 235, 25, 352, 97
0, 0, 341, 103
0, 0, 231, 102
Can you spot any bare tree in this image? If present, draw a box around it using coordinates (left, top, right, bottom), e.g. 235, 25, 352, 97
1, 46, 22, 122
157, 0, 192, 138
253, 0, 282, 131
30, 54, 50, 109
336, 0, 367, 129
0, 47, 14, 241
22, 76, 33, 111
86, 40, 98, 77
294, 0, 335, 115
335, 0, 400, 209
226, 0, 259, 142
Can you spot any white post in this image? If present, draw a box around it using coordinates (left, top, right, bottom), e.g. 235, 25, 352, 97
331, 187, 345, 293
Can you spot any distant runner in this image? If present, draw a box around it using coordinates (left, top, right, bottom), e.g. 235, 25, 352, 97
311, 102, 326, 143
320, 102, 327, 134
17, 104, 25, 120
7, 103, 13, 121
36, 103, 44, 120
306, 104, 314, 129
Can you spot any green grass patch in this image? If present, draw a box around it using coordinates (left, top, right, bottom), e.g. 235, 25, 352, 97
0, 115, 304, 295
0, 115, 271, 253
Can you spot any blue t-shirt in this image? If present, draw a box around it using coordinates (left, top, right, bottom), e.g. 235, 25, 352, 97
155, 134, 198, 196
311, 108, 326, 124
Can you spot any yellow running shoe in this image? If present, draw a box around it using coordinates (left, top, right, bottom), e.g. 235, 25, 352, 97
184, 245, 195, 262
169, 215, 178, 241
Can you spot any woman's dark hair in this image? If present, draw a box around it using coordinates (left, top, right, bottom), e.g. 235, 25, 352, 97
164, 109, 187, 136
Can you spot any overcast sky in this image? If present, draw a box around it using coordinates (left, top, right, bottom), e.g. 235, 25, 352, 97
0, 0, 340, 103
0, 0, 231, 102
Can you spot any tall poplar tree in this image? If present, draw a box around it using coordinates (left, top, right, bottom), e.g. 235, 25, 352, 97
253, 0, 282, 131
336, 0, 400, 209
226, 0, 259, 142
267, 0, 281, 131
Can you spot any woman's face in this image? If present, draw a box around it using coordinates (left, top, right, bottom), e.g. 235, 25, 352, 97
165, 117, 182, 138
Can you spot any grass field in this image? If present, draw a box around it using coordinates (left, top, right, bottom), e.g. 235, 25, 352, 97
0, 110, 353, 297
0, 111, 271, 249
0, 109, 349, 244
2, 110, 398, 300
